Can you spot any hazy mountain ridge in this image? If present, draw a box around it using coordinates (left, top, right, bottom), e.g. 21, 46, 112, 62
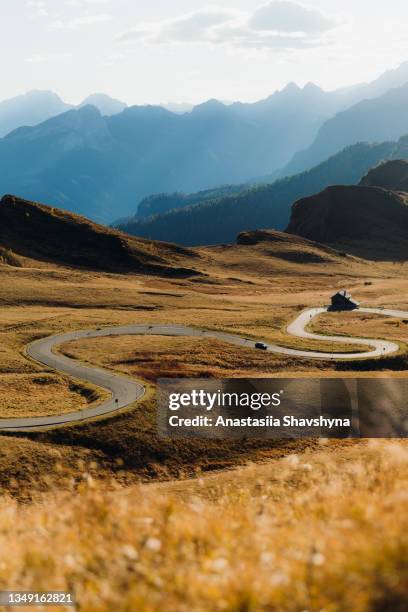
0, 91, 127, 138
0, 87, 345, 222
79, 94, 127, 117
0, 91, 72, 138
282, 78, 408, 176
0, 105, 119, 221
131, 185, 249, 221
3, 62, 408, 222
117, 137, 408, 245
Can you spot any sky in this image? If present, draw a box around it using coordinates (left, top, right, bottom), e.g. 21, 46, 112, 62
2, 0, 408, 105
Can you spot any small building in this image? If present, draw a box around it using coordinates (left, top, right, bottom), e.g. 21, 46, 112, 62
330, 290, 359, 311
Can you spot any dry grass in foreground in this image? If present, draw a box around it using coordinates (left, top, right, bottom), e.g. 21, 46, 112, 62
0, 440, 406, 611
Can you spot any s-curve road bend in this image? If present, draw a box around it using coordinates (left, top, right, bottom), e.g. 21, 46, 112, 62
0, 308, 406, 431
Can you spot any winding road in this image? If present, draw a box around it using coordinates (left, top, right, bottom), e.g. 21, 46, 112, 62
0, 306, 406, 431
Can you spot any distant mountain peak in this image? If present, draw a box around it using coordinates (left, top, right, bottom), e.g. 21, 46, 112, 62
279, 82, 323, 97
192, 99, 226, 114
75, 104, 102, 118
281, 82, 301, 94
303, 82, 323, 93
377, 61, 408, 81
161, 102, 194, 114
0, 90, 72, 137
121, 104, 173, 118
79, 93, 127, 117
21, 89, 65, 101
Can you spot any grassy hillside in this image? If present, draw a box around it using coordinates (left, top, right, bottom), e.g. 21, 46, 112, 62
286, 185, 408, 260
0, 194, 199, 276
236, 228, 353, 262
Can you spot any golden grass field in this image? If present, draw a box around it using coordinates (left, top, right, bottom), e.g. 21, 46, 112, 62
0, 225, 407, 609
0, 440, 406, 611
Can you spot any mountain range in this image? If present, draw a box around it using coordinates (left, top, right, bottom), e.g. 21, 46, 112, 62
0, 92, 333, 222
3, 62, 408, 225
0, 82, 354, 221
0, 90, 128, 138
282, 81, 408, 177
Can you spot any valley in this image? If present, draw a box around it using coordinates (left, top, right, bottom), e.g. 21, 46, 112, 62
0, 195, 407, 497
7, 302, 406, 431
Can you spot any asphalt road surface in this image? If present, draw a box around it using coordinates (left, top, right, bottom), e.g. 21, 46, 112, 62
0, 307, 405, 431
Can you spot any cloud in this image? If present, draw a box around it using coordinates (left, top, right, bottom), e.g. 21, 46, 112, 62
50, 13, 112, 29
103, 51, 127, 67
118, 9, 239, 45
70, 13, 112, 26
27, 0, 111, 22
249, 1, 335, 34
26, 0, 49, 17
117, 2, 338, 51
26, 52, 72, 63
64, 0, 110, 5
156, 10, 237, 44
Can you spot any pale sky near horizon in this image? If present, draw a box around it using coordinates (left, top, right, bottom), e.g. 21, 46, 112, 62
2, 0, 408, 105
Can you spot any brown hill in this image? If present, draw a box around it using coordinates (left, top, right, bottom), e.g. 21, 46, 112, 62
197, 226, 374, 286
360, 159, 408, 191
0, 195, 199, 275
236, 229, 352, 264
286, 185, 408, 260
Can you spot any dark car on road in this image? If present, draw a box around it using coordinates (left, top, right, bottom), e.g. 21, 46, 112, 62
255, 342, 268, 350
